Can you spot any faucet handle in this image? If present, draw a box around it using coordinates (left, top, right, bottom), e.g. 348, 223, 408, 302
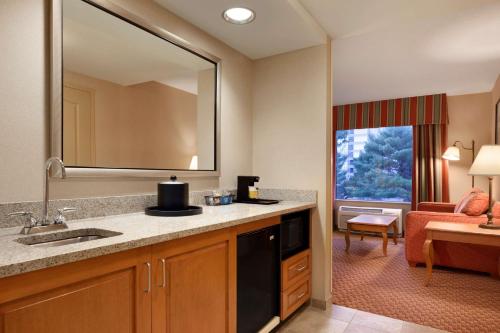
8, 211, 37, 228
54, 207, 76, 224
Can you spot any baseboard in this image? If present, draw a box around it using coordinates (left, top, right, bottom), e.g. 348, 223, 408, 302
311, 295, 332, 310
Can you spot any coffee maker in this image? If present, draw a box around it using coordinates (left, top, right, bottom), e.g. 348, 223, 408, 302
235, 176, 279, 205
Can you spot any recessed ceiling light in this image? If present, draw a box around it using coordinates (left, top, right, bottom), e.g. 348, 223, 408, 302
222, 7, 255, 25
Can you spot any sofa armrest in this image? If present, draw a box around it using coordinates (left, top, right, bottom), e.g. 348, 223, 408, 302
417, 202, 456, 213
404, 211, 487, 263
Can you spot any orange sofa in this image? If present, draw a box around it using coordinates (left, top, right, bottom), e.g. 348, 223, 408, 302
405, 202, 500, 276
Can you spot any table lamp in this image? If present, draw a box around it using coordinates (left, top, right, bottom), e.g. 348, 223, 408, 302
468, 145, 500, 229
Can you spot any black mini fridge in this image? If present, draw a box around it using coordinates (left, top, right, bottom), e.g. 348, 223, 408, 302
237, 225, 280, 333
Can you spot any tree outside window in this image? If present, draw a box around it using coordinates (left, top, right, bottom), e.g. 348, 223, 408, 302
335, 126, 413, 203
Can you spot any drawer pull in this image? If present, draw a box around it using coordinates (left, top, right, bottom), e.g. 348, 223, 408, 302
159, 258, 166, 288
295, 265, 306, 272
144, 262, 151, 293
297, 292, 306, 299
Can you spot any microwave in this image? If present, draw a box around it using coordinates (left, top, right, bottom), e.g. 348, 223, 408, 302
281, 210, 310, 259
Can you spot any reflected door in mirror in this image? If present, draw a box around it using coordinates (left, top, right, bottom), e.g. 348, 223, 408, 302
63, 85, 96, 166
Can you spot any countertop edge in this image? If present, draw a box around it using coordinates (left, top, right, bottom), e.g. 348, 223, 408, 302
0, 202, 316, 279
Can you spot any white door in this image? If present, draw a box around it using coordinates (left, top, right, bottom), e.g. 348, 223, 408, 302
63, 85, 96, 166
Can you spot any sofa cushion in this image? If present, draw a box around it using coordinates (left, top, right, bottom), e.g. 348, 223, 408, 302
454, 188, 484, 214
493, 202, 500, 218
462, 192, 489, 216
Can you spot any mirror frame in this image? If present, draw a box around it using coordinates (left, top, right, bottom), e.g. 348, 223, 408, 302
50, 0, 221, 177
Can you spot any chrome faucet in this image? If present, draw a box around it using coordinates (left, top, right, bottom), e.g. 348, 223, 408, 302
8, 157, 75, 235
42, 157, 67, 225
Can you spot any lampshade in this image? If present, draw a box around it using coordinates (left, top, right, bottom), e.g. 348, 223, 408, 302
189, 155, 198, 170
468, 145, 500, 176
442, 146, 460, 161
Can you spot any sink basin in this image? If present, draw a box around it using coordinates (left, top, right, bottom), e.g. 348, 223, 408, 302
16, 228, 122, 248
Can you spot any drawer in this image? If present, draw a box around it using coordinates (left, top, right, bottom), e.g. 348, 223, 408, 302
280, 277, 310, 320
281, 249, 311, 290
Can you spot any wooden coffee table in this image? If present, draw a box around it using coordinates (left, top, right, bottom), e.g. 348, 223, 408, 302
345, 214, 398, 256
423, 221, 500, 286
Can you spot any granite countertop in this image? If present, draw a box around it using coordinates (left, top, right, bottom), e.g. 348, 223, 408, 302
0, 201, 315, 279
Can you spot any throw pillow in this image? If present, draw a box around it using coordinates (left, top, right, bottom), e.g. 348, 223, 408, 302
462, 192, 490, 216
454, 188, 484, 214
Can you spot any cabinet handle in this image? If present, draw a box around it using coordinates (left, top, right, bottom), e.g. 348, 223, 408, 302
144, 262, 151, 293
159, 258, 166, 288
297, 292, 306, 299
296, 265, 306, 272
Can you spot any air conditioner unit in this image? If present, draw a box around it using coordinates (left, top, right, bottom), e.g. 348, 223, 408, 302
336, 206, 403, 236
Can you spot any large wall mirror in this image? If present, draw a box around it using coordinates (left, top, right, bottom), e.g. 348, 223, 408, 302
51, 0, 220, 176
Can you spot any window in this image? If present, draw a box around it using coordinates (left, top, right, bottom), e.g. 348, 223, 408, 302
335, 126, 413, 202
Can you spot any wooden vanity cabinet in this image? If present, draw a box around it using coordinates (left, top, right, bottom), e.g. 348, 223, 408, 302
151, 229, 236, 333
0, 246, 152, 333
0, 229, 236, 333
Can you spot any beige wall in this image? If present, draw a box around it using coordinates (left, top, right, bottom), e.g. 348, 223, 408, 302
447, 93, 493, 202
252, 44, 332, 304
491, 75, 500, 200
120, 81, 197, 169
0, 0, 48, 203
0, 0, 253, 202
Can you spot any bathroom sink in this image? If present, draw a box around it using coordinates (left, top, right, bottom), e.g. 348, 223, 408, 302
16, 228, 122, 248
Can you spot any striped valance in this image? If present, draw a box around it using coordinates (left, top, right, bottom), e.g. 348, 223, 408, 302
333, 94, 448, 130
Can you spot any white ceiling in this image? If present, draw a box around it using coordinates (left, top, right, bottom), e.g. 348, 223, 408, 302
153, 0, 327, 59
155, 0, 500, 105
300, 0, 500, 104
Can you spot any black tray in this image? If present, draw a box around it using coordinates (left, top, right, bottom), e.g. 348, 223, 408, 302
145, 205, 203, 217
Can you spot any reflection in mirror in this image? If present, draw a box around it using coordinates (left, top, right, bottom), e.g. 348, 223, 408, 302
62, 0, 217, 171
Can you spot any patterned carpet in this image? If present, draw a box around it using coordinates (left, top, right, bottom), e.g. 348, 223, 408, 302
332, 233, 500, 333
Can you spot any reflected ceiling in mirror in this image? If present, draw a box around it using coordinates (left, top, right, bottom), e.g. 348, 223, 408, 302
61, 0, 218, 171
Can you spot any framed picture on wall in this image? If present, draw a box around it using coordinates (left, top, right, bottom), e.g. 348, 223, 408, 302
496, 99, 500, 144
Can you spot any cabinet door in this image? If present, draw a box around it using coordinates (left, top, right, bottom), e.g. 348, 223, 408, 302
152, 230, 236, 333
0, 247, 152, 333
